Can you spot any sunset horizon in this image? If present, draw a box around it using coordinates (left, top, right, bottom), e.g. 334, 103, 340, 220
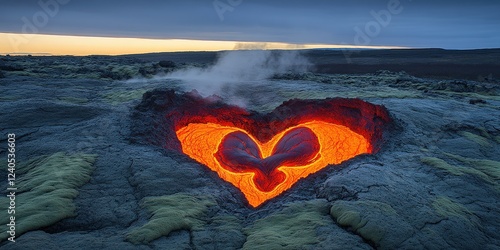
2, 0, 498, 56
1, 32, 414, 56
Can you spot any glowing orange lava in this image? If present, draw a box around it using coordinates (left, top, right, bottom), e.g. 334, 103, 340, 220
176, 121, 370, 207
131, 90, 391, 207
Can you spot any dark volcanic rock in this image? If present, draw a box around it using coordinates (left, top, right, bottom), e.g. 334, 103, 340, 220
1, 54, 499, 249
0, 101, 105, 128
158, 60, 177, 68
130, 89, 391, 152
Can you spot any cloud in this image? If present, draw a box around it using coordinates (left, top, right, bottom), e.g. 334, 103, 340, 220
0, 0, 498, 48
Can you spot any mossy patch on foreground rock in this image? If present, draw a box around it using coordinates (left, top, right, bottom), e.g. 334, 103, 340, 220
330, 200, 414, 249
421, 155, 500, 191
126, 193, 215, 244
0, 152, 96, 242
421, 157, 468, 176
431, 196, 478, 226
445, 153, 500, 181
459, 131, 491, 147
242, 200, 330, 250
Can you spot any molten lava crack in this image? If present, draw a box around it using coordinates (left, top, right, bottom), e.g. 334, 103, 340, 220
215, 127, 320, 192
176, 121, 371, 207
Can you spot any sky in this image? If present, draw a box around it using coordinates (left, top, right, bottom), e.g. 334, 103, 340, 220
0, 0, 499, 55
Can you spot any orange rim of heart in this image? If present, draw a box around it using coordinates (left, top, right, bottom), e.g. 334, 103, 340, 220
176, 120, 371, 207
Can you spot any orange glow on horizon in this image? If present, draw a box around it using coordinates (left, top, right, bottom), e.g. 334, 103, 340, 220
176, 121, 370, 207
0, 32, 408, 56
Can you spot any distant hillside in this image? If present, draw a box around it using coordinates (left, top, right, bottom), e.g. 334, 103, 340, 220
120, 49, 499, 81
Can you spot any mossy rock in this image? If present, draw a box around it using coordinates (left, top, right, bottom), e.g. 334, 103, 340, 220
422, 155, 500, 191
431, 196, 478, 226
459, 131, 491, 147
126, 193, 215, 244
99, 64, 139, 80
242, 200, 330, 250
421, 157, 465, 176
103, 89, 148, 105
445, 153, 500, 181
330, 201, 391, 246
0, 152, 96, 242
335, 210, 362, 227
330, 200, 413, 249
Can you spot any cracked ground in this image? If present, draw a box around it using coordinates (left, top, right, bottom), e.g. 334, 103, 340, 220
0, 55, 499, 249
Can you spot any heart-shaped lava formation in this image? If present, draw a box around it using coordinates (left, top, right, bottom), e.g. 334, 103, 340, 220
131, 90, 391, 207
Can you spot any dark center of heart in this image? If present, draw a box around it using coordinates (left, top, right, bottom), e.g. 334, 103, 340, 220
214, 127, 321, 192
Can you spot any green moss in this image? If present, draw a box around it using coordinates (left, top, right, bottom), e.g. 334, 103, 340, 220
421, 157, 492, 182
330, 200, 398, 246
431, 196, 476, 225
459, 131, 491, 147
335, 210, 362, 227
126, 193, 215, 244
421, 157, 465, 176
242, 200, 329, 250
103, 89, 147, 105
0, 152, 96, 242
422, 155, 499, 192
420, 147, 430, 152
99, 64, 140, 80
445, 154, 500, 181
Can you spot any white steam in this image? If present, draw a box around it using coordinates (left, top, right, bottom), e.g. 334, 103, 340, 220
164, 50, 311, 106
